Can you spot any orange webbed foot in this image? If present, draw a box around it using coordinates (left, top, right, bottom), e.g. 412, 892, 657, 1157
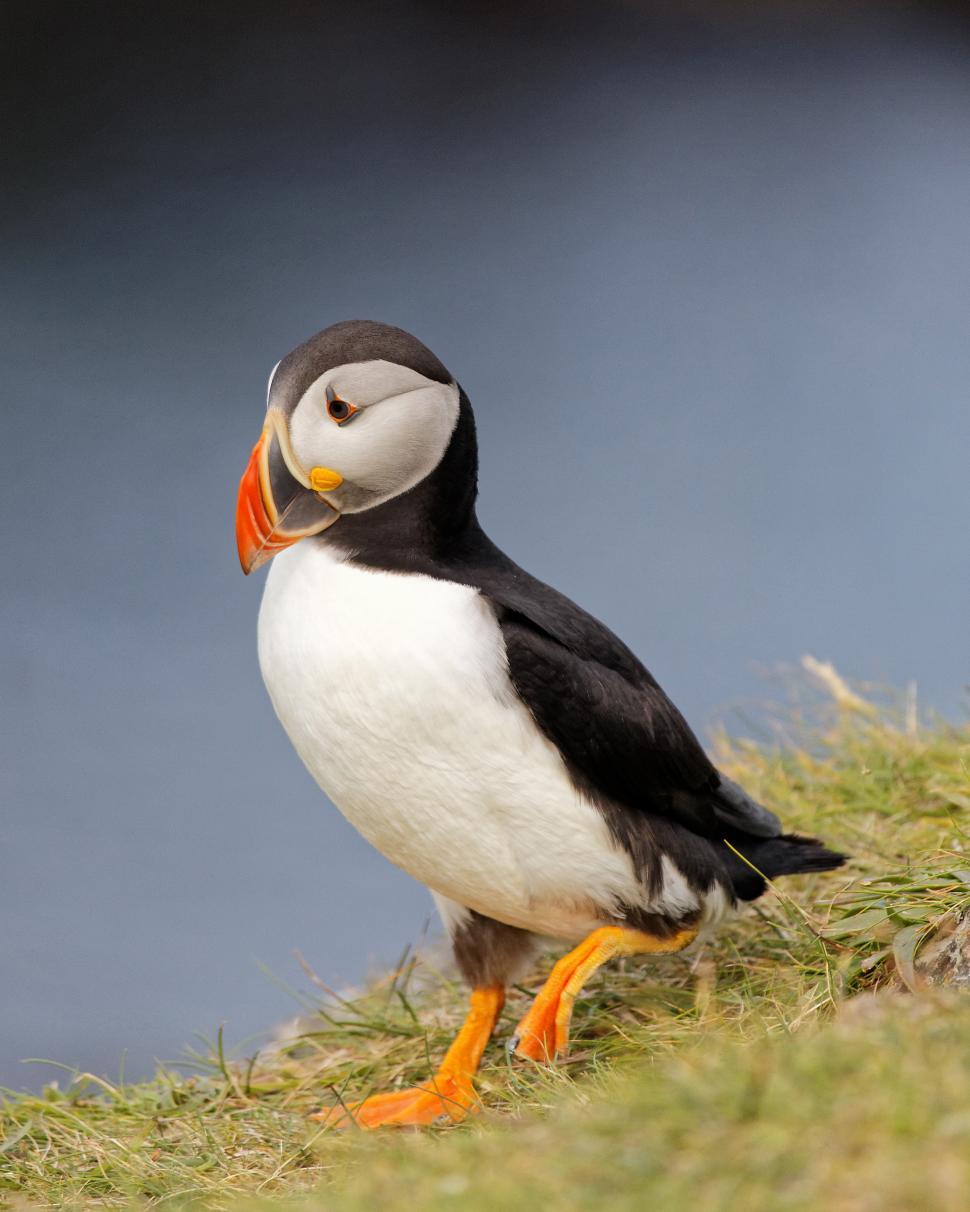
511, 925, 698, 1063
510, 932, 602, 1061
312, 1071, 479, 1129
312, 984, 505, 1130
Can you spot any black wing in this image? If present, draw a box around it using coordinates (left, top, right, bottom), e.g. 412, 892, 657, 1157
482, 570, 780, 841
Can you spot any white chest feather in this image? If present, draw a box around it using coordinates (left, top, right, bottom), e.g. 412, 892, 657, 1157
257, 543, 676, 940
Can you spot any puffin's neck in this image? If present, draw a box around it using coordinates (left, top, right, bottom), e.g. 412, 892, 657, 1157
319, 388, 494, 574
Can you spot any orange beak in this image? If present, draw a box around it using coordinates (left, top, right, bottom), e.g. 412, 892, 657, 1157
236, 430, 289, 574
235, 424, 341, 574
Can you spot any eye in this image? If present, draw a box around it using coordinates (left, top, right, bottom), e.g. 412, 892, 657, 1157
325, 385, 359, 425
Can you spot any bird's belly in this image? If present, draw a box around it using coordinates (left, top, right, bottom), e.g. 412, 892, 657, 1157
256, 543, 643, 939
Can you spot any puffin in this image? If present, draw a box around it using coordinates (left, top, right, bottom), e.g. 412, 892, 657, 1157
235, 320, 844, 1128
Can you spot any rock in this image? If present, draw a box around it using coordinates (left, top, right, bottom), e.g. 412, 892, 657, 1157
916, 911, 970, 988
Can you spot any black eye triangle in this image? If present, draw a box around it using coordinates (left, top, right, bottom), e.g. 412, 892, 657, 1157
325, 382, 359, 425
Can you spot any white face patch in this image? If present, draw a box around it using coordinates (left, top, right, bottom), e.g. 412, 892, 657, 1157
286, 360, 461, 514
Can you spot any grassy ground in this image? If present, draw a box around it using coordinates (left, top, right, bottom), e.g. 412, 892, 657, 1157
2, 667, 968, 1209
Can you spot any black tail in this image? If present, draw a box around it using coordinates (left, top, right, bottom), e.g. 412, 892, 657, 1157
723, 833, 846, 902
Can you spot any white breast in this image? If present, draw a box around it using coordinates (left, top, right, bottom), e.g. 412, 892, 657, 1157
256, 542, 650, 941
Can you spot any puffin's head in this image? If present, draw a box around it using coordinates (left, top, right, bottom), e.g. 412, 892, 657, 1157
236, 320, 461, 573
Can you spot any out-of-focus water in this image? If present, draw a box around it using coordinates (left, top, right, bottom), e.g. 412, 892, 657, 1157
2, 1, 968, 1090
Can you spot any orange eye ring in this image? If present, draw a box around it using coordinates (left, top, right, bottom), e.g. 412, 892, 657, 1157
325, 386, 359, 425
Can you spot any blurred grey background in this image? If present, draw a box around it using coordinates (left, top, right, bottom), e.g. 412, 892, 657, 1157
2, 0, 968, 1091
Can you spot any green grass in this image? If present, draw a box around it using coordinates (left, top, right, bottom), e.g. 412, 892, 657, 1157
2, 668, 968, 1210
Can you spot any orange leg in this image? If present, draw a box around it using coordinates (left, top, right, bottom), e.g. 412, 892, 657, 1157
511, 924, 697, 1061
314, 985, 505, 1129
